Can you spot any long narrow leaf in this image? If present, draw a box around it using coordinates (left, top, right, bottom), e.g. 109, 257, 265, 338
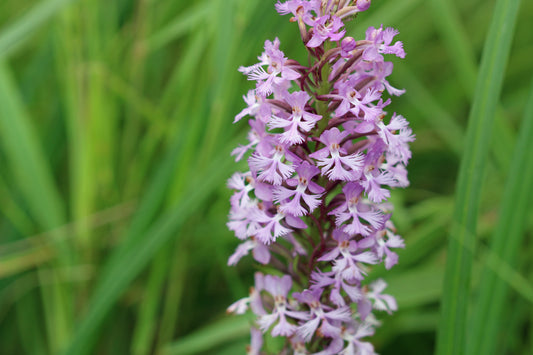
467, 77, 533, 354
161, 315, 252, 355
0, 61, 72, 354
0, 0, 77, 58
429, 0, 516, 172
0, 62, 65, 234
435, 0, 522, 354
62, 137, 243, 355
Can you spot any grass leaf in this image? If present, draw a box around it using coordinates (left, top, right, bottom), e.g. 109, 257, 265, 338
62, 138, 241, 355
161, 314, 252, 355
435, 0, 522, 354
0, 0, 77, 58
467, 77, 533, 355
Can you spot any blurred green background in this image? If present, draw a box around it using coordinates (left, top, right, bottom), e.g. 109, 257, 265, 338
0, 0, 532, 354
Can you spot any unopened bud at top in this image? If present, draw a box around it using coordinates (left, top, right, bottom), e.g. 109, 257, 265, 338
341, 36, 357, 57
356, 0, 371, 12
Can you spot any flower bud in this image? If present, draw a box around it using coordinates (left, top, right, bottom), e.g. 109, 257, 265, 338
341, 36, 357, 57
356, 0, 371, 12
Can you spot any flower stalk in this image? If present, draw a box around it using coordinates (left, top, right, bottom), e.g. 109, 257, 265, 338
227, 1, 413, 353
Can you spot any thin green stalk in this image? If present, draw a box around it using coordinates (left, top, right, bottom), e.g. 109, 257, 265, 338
467, 77, 533, 355
161, 315, 253, 355
62, 135, 244, 355
0, 62, 72, 353
0, 0, 78, 58
146, 0, 211, 53
131, 247, 172, 355
155, 244, 189, 349
16, 292, 48, 355
435, 0, 522, 353
429, 0, 515, 172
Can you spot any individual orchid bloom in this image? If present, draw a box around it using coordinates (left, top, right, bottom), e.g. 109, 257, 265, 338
355, 60, 405, 96
250, 202, 308, 245
234, 90, 272, 123
330, 183, 386, 236
315, 229, 362, 264
228, 170, 274, 206
274, 161, 324, 216
366, 279, 398, 314
310, 268, 362, 306
252, 208, 293, 244
332, 249, 378, 282
248, 139, 301, 185
228, 236, 271, 266
361, 160, 396, 203
269, 91, 322, 145
309, 128, 364, 181
293, 288, 352, 341
376, 112, 408, 147
318, 229, 378, 281
227, 171, 255, 208
258, 275, 306, 336
227, 197, 262, 239
227, 273, 266, 316
331, 81, 385, 121
275, 0, 320, 26
340, 322, 378, 355
231, 119, 270, 162
361, 25, 406, 62
374, 225, 405, 269
240, 38, 301, 97
306, 15, 345, 48
382, 155, 410, 187
377, 113, 415, 164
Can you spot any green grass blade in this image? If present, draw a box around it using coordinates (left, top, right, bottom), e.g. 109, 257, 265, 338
435, 0, 522, 354
146, 1, 211, 52
0, 62, 73, 353
0, 0, 77, 58
155, 245, 189, 349
0, 248, 52, 278
15, 292, 48, 355
428, 0, 516, 172
161, 315, 252, 355
131, 247, 172, 355
0, 62, 66, 233
0, 174, 34, 236
62, 138, 241, 355
428, 0, 477, 94
467, 77, 533, 355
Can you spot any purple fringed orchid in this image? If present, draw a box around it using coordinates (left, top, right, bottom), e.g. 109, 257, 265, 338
227, 1, 413, 353
258, 275, 308, 336
306, 15, 345, 48
269, 91, 321, 145
239, 38, 301, 97
309, 128, 364, 181
274, 161, 324, 216
330, 183, 385, 236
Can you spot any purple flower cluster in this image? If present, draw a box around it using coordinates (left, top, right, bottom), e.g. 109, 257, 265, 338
227, 1, 414, 353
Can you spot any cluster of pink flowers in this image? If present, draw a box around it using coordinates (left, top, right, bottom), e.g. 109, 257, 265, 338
227, 1, 413, 353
